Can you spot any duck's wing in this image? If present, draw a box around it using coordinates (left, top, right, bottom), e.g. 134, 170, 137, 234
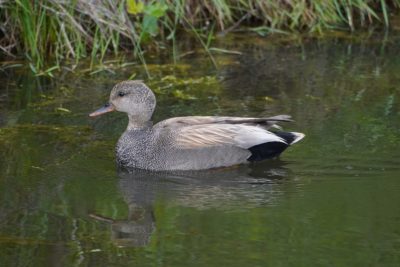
170, 124, 287, 150
155, 115, 292, 130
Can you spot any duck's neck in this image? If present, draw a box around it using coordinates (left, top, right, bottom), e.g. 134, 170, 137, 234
127, 115, 153, 130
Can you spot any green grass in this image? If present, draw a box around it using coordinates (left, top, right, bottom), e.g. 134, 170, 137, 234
1, 0, 400, 74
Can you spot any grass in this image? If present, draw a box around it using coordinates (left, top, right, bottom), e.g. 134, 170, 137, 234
1, 0, 400, 75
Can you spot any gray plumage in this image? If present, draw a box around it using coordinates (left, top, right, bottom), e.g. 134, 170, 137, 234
90, 80, 305, 171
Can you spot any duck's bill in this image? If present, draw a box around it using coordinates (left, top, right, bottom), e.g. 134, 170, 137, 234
89, 103, 115, 117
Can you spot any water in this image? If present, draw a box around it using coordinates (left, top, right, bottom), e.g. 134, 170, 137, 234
1, 33, 400, 266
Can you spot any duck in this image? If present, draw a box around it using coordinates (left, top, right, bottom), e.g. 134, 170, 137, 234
89, 80, 305, 171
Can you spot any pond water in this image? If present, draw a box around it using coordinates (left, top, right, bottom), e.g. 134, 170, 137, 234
1, 32, 400, 266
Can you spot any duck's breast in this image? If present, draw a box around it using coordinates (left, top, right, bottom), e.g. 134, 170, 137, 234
116, 128, 155, 169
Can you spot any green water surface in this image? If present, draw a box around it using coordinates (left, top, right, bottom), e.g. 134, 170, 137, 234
1, 33, 400, 266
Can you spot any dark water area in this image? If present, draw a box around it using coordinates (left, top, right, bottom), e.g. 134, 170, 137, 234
1, 32, 400, 266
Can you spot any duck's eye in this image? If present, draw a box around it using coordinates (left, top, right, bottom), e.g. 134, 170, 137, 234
118, 91, 126, 97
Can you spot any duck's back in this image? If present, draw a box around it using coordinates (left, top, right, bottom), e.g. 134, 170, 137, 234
115, 116, 306, 171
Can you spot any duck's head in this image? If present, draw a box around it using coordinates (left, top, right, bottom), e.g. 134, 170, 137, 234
90, 80, 156, 124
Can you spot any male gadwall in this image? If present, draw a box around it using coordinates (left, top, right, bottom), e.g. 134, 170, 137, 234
90, 80, 305, 171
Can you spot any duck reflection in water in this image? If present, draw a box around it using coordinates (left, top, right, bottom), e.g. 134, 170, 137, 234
90, 160, 292, 247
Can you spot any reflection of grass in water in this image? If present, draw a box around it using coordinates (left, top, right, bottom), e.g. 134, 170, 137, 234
0, 124, 100, 172
0, 124, 94, 149
292, 88, 400, 159
1, 0, 399, 74
0, 118, 130, 265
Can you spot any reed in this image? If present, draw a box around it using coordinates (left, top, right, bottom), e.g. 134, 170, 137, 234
1, 0, 399, 73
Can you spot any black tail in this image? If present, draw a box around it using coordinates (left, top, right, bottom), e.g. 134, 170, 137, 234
247, 142, 289, 161
247, 131, 304, 162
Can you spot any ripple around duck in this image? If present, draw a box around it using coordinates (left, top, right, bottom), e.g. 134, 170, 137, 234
113, 150, 400, 210
289, 153, 400, 179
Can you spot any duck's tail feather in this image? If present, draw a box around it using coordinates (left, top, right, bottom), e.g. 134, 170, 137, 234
274, 131, 305, 145
247, 131, 305, 162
